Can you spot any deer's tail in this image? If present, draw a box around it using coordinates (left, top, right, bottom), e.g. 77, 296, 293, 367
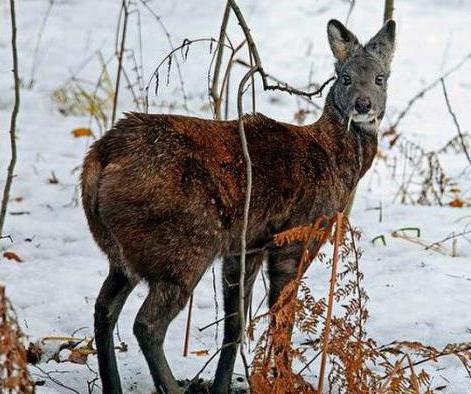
81, 145, 102, 222
81, 144, 112, 255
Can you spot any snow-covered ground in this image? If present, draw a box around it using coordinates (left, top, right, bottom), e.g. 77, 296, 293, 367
1, 0, 470, 392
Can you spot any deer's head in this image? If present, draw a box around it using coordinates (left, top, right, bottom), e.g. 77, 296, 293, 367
327, 19, 396, 133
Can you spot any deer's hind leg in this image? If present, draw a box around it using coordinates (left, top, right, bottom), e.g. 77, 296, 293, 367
133, 280, 189, 394
95, 266, 136, 394
132, 253, 214, 394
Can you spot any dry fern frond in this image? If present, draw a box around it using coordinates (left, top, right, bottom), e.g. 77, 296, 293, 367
0, 286, 35, 393
250, 217, 471, 394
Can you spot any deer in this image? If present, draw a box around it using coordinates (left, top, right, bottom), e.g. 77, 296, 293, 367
81, 18, 395, 394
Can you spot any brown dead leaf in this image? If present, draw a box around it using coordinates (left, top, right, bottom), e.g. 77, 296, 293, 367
26, 342, 43, 365
376, 148, 388, 160
67, 348, 89, 364
3, 251, 23, 263
449, 198, 465, 208
71, 128, 93, 138
190, 349, 209, 356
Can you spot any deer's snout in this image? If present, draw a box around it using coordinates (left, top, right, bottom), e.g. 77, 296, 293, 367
354, 96, 372, 114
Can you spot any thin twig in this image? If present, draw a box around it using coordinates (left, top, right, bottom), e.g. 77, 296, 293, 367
111, 0, 129, 127
0, 235, 13, 243
440, 78, 471, 166
425, 229, 471, 251
198, 312, 237, 333
188, 342, 237, 388
298, 350, 322, 374
210, 1, 231, 119
183, 293, 193, 357
378, 344, 471, 381
235, 58, 326, 114
138, 0, 189, 112
32, 365, 80, 394
228, 0, 334, 100
391, 52, 471, 131
236, 65, 260, 383
0, 0, 20, 236
145, 37, 234, 112
27, 0, 55, 88
345, 0, 356, 26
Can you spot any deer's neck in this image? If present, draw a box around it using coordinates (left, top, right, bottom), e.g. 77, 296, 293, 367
308, 92, 378, 182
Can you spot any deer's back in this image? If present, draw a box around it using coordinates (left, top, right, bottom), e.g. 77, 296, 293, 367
85, 111, 357, 280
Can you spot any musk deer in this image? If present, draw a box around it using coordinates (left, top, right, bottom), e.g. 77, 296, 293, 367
81, 19, 395, 394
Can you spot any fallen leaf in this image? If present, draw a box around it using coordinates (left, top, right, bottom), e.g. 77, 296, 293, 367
190, 349, 209, 356
449, 198, 465, 208
71, 128, 93, 138
3, 251, 23, 263
67, 348, 89, 364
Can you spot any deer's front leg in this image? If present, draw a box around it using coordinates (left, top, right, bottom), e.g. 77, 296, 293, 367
212, 253, 263, 394
267, 247, 301, 308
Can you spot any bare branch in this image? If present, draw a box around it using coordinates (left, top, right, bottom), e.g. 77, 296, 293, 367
345, 0, 356, 26
111, 0, 129, 126
210, 2, 231, 119
139, 0, 189, 112
27, 0, 55, 88
228, 0, 334, 100
384, 0, 394, 22
235, 65, 260, 382
425, 228, 471, 251
390, 52, 471, 131
145, 37, 235, 112
440, 78, 471, 167
183, 293, 193, 357
0, 0, 20, 236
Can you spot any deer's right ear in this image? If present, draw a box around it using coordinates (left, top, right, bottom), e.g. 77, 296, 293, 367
327, 19, 360, 64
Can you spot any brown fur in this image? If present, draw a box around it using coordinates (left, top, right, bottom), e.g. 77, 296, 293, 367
82, 104, 375, 282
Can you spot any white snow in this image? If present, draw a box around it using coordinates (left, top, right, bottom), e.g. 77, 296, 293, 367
0, 0, 470, 393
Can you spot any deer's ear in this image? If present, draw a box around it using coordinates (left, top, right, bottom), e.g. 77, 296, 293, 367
327, 19, 360, 64
365, 20, 396, 65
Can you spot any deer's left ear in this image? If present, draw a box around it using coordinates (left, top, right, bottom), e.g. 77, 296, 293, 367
365, 20, 396, 66
327, 19, 361, 64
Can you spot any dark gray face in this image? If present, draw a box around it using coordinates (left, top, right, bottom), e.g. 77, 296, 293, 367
327, 19, 396, 133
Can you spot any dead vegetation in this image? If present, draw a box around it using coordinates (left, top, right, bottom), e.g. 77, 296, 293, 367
0, 286, 35, 393
249, 216, 471, 394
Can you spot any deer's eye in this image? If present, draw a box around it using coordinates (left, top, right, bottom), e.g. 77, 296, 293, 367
375, 74, 385, 86
342, 74, 351, 86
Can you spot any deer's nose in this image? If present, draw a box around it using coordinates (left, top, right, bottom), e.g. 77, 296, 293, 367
354, 97, 371, 114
